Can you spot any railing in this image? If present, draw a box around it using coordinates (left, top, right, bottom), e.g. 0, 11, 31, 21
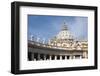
28, 40, 88, 51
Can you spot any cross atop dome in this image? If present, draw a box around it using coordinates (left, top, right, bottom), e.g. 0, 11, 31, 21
61, 20, 68, 31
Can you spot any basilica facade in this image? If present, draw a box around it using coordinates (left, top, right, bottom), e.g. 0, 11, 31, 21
28, 21, 88, 61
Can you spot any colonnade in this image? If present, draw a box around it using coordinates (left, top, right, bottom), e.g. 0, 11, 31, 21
28, 52, 82, 61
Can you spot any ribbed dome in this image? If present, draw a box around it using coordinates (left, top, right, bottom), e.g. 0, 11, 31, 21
56, 21, 73, 40
56, 30, 73, 40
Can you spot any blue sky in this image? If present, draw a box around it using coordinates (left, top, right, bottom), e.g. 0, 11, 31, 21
28, 15, 88, 41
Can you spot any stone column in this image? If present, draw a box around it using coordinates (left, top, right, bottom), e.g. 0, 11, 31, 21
65, 56, 67, 60
44, 54, 46, 60
60, 55, 62, 60
69, 55, 72, 59
55, 55, 57, 60
80, 55, 82, 59
49, 55, 52, 60
83, 52, 87, 58
73, 55, 76, 59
